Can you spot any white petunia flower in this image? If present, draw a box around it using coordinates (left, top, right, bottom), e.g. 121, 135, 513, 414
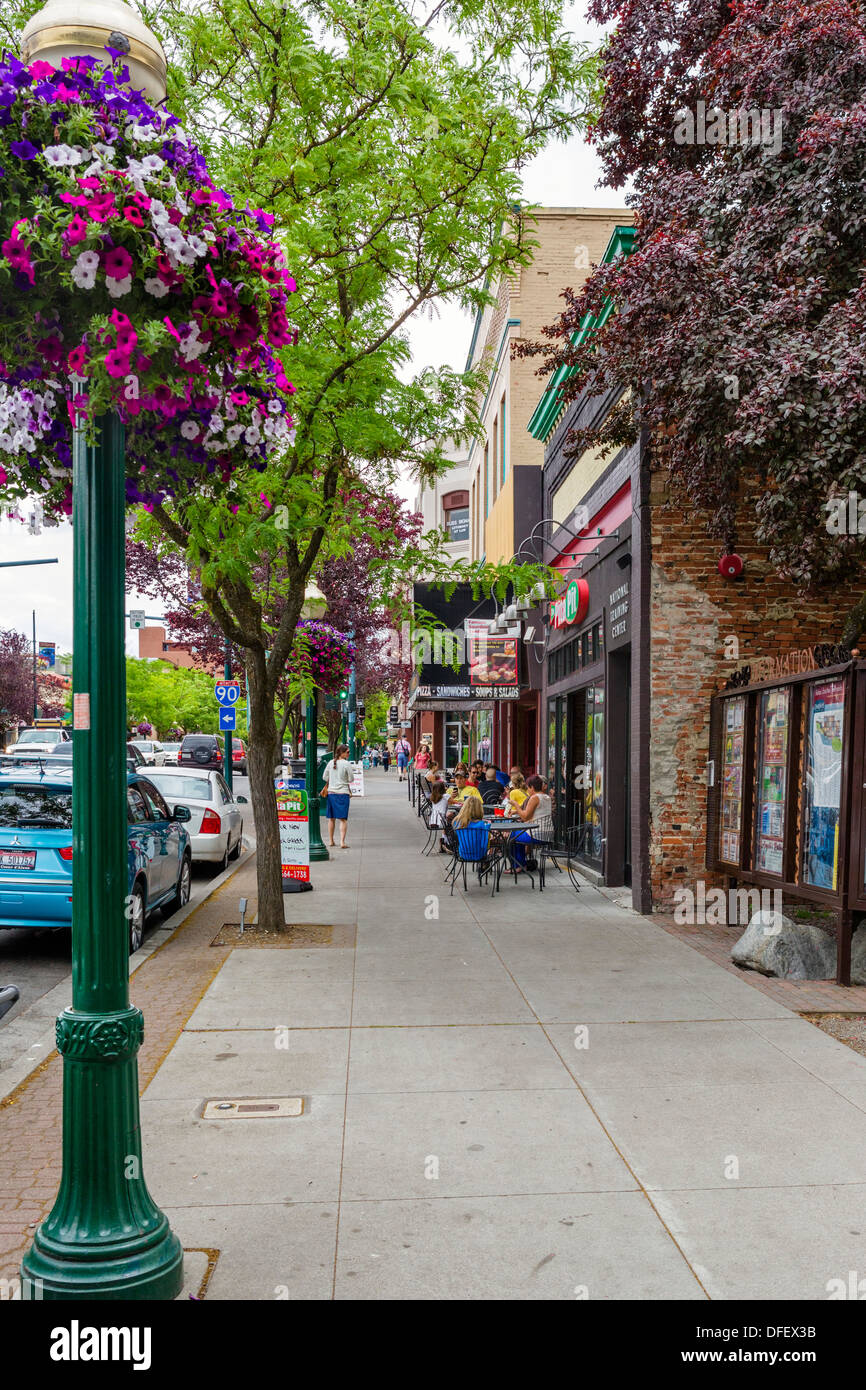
94, 143, 116, 162
180, 420, 200, 440
106, 274, 132, 298
43, 144, 85, 167
226, 423, 243, 445
187, 235, 207, 258
174, 242, 196, 266
209, 412, 224, 433
244, 424, 262, 446
74, 250, 100, 272
160, 225, 185, 253
143, 276, 169, 298
141, 154, 165, 174
267, 398, 282, 414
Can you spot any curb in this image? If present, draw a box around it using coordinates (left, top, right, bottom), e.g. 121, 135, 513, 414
0, 842, 256, 1104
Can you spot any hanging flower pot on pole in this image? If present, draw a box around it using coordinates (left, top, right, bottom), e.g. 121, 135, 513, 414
0, 6, 297, 1301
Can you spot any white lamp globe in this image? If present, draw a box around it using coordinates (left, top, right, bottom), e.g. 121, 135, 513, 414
21, 0, 167, 102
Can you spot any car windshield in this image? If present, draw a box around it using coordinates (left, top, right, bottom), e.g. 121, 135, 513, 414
147, 774, 211, 800
135, 742, 153, 752
0, 784, 73, 828
162, 743, 180, 752
16, 728, 55, 743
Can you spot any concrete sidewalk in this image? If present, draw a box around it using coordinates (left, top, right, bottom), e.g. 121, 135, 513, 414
139, 771, 866, 1300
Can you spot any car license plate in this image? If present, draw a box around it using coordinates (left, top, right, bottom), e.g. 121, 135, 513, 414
0, 849, 36, 870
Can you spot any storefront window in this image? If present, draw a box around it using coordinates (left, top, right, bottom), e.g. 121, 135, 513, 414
802, 678, 845, 890
475, 709, 493, 764
754, 687, 791, 876
572, 683, 604, 861
719, 696, 745, 864
444, 711, 469, 771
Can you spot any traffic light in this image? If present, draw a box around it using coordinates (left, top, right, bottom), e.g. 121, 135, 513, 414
339, 687, 348, 701
358, 702, 366, 721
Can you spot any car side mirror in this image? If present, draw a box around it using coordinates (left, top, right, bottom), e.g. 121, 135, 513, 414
173, 804, 192, 822
236, 795, 248, 804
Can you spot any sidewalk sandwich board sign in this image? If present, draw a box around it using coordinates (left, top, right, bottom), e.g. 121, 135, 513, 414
276, 786, 310, 883
349, 762, 365, 797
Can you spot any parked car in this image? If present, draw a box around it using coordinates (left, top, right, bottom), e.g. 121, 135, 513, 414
33, 741, 147, 773
231, 738, 247, 775
161, 742, 181, 766
131, 739, 166, 767
179, 733, 222, 771
0, 765, 192, 953
141, 767, 244, 872
11, 727, 71, 755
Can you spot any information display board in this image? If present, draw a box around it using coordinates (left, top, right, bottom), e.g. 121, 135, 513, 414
276, 786, 310, 883
719, 696, 745, 864
755, 687, 790, 876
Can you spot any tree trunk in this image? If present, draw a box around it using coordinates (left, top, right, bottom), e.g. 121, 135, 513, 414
246, 646, 285, 931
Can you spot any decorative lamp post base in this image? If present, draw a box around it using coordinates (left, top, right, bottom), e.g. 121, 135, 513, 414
21, 1006, 183, 1301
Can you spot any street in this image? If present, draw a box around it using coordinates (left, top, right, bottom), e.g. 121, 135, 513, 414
0, 777, 252, 1042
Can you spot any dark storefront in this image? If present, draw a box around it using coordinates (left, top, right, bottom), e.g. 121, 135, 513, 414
409, 583, 528, 772
544, 521, 633, 885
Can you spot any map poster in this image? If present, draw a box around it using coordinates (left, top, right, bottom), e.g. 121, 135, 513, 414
276, 787, 310, 883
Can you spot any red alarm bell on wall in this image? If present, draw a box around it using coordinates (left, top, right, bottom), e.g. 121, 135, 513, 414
718, 552, 744, 579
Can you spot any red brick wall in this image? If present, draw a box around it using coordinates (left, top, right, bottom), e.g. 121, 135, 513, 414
647, 469, 855, 907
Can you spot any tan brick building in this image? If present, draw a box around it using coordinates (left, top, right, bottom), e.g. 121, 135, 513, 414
465, 207, 632, 565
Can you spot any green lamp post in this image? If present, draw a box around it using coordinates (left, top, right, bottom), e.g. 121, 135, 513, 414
20, 3, 183, 1301
301, 587, 329, 862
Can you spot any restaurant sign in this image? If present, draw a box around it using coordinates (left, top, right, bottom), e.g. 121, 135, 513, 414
550, 578, 589, 630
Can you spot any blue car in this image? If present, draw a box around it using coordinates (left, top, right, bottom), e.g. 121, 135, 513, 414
0, 763, 193, 953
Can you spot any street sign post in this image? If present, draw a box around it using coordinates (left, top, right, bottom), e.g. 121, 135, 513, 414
128, 609, 145, 630
219, 707, 237, 731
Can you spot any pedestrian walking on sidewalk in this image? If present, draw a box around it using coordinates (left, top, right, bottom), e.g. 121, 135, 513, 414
395, 734, 411, 781
381, 746, 391, 772
321, 743, 353, 848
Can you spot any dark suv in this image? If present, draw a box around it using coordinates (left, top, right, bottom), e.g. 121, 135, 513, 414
179, 733, 222, 770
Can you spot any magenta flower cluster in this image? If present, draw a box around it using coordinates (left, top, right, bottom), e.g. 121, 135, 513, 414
293, 619, 355, 694
0, 49, 298, 514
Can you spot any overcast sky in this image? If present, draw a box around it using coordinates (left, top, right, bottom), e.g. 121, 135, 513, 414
0, 3, 624, 658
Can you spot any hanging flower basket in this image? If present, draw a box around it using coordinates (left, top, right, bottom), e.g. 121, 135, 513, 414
291, 620, 355, 695
0, 49, 297, 515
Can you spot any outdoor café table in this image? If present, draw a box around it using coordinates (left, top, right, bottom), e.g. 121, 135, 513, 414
484, 817, 539, 890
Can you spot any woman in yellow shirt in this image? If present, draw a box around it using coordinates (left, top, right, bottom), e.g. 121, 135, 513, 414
506, 773, 529, 810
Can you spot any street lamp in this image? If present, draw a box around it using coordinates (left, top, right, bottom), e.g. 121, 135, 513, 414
301, 586, 330, 863
20, 2, 182, 1301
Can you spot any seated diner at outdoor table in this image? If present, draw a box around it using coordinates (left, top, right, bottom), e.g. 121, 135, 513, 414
446, 769, 482, 819
505, 772, 529, 809
505, 775, 553, 869
480, 767, 505, 805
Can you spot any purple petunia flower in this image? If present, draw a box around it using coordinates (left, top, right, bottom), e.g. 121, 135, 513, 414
9, 139, 39, 159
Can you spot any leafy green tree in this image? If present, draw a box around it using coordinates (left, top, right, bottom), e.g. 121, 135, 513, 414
125, 657, 231, 738
4, 0, 579, 928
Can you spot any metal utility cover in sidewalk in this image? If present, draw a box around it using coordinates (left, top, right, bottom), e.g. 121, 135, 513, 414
201, 1097, 304, 1119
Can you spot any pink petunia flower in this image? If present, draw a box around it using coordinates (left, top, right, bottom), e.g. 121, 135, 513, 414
104, 245, 133, 280
104, 348, 131, 378
67, 344, 87, 373
65, 213, 88, 244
